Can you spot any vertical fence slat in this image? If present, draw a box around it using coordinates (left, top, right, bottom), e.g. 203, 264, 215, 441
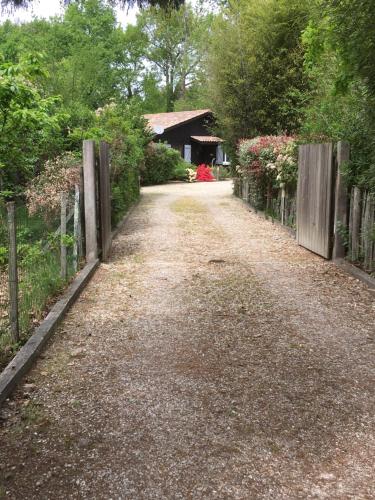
60, 192, 67, 280
99, 141, 112, 262
73, 185, 81, 273
280, 184, 286, 225
6, 202, 19, 343
83, 140, 98, 262
350, 186, 362, 262
363, 192, 374, 271
333, 141, 349, 259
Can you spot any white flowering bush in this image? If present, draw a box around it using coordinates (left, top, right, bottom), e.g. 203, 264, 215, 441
186, 168, 197, 183
237, 135, 298, 188
25, 152, 81, 216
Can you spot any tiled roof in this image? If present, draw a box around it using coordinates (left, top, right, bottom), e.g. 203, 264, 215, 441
144, 109, 212, 133
191, 136, 223, 144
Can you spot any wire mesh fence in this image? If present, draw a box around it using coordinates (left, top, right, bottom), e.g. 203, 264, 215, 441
0, 202, 9, 352
0, 188, 83, 369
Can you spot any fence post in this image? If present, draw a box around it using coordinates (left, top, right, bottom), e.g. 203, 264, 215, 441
280, 184, 286, 225
83, 140, 98, 262
333, 141, 349, 259
73, 184, 81, 272
350, 186, 362, 261
99, 141, 112, 262
6, 202, 19, 343
60, 192, 68, 280
363, 192, 374, 271
243, 179, 249, 203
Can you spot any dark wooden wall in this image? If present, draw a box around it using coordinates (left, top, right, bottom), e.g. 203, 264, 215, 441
156, 115, 213, 151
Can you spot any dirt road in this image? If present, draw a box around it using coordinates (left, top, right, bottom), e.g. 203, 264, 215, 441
1, 181, 374, 499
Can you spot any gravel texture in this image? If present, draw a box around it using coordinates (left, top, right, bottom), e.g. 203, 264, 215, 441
0, 181, 374, 499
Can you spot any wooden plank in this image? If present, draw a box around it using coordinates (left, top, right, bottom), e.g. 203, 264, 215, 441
297, 143, 334, 258
333, 142, 349, 259
243, 179, 249, 203
83, 140, 98, 262
350, 187, 361, 261
363, 192, 374, 271
60, 192, 68, 280
6, 202, 19, 342
73, 184, 81, 273
99, 141, 112, 262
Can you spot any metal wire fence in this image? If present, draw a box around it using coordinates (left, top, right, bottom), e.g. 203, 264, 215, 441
0, 189, 83, 369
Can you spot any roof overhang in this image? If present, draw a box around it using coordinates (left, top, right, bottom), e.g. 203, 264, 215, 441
191, 136, 224, 145
144, 109, 213, 135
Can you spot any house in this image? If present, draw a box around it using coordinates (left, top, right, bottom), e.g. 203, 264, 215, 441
144, 109, 228, 166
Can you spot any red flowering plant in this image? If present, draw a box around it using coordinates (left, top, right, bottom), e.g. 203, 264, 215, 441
237, 136, 297, 184
236, 135, 298, 209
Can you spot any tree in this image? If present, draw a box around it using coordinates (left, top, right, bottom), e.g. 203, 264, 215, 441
0, 57, 64, 194
300, 2, 375, 191
1, 0, 185, 11
207, 0, 310, 152
138, 4, 211, 111
114, 24, 148, 99
323, 0, 375, 96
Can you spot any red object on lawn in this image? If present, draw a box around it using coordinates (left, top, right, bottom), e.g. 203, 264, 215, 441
196, 164, 215, 182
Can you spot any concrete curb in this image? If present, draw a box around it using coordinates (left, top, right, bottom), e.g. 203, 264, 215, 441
334, 258, 375, 290
0, 259, 100, 407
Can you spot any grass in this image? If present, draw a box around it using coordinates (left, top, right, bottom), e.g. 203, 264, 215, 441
0, 203, 77, 371
170, 197, 207, 214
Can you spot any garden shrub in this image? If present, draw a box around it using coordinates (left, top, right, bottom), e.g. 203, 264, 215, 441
172, 158, 192, 181
236, 136, 298, 210
142, 143, 183, 185
83, 102, 151, 227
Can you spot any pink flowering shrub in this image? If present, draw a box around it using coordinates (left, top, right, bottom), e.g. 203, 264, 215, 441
237, 135, 297, 186
25, 152, 81, 216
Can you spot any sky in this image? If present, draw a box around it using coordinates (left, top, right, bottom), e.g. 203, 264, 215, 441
0, 0, 139, 27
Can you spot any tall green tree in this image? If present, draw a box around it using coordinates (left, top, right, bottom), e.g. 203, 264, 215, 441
1, 0, 185, 10
0, 57, 65, 194
300, 1, 375, 190
207, 0, 310, 150
138, 4, 212, 111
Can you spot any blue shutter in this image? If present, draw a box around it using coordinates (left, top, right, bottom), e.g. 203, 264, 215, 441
216, 144, 224, 164
184, 145, 192, 163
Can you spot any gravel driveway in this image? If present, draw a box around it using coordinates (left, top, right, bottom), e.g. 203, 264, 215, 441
0, 181, 374, 499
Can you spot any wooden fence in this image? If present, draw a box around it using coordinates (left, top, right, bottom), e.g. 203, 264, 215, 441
235, 141, 375, 275
234, 178, 297, 230
1, 139, 114, 345
296, 143, 335, 259
348, 188, 374, 272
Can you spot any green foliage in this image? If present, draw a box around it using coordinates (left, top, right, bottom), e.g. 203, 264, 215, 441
0, 246, 7, 266
137, 4, 213, 111
322, 0, 375, 97
172, 158, 191, 181
207, 0, 310, 150
84, 101, 151, 225
0, 56, 65, 195
236, 135, 298, 209
301, 5, 375, 191
142, 142, 182, 185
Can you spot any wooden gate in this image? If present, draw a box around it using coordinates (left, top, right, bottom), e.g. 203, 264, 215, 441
296, 143, 335, 259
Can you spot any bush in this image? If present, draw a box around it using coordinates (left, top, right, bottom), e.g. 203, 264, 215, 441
83, 102, 150, 227
236, 135, 298, 209
172, 159, 192, 181
142, 143, 183, 185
